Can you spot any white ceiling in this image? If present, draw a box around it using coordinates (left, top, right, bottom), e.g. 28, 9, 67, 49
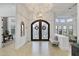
53, 3, 77, 18
24, 3, 77, 18
24, 3, 53, 13
53, 3, 75, 13
0, 3, 77, 18
0, 4, 16, 17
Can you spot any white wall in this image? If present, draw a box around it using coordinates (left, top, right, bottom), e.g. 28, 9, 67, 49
15, 4, 32, 49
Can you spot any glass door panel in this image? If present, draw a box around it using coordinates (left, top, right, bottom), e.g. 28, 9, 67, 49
33, 22, 39, 39
41, 22, 48, 39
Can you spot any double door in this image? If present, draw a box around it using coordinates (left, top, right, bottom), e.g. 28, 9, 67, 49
31, 20, 50, 41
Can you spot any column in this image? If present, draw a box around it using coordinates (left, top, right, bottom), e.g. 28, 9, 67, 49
77, 4, 79, 43
0, 17, 3, 48
73, 16, 77, 36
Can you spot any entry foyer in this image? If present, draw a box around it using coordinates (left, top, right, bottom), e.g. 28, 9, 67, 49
0, 3, 78, 56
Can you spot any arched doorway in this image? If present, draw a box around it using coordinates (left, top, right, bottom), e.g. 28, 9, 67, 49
31, 20, 50, 41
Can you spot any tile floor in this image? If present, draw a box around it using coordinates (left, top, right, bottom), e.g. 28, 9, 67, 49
0, 41, 71, 56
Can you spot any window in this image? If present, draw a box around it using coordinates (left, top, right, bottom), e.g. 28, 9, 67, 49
62, 26, 67, 35
56, 26, 57, 29
68, 26, 73, 35
67, 19, 73, 22
58, 26, 62, 34
60, 19, 65, 23
55, 19, 59, 23
69, 26, 72, 29
55, 26, 58, 34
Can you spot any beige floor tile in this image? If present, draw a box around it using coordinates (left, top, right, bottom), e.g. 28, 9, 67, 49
0, 41, 71, 56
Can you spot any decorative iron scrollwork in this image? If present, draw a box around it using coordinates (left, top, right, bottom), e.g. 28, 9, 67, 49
42, 26, 46, 30
35, 26, 39, 30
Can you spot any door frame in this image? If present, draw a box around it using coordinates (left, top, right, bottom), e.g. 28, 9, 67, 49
31, 19, 50, 41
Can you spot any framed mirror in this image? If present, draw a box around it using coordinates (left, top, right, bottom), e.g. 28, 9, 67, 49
21, 21, 25, 36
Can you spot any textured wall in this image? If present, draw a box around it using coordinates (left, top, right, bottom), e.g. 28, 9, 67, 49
15, 4, 32, 48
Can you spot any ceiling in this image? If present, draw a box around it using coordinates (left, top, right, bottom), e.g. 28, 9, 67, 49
53, 3, 77, 18
24, 3, 53, 13
25, 3, 77, 18
0, 3, 77, 18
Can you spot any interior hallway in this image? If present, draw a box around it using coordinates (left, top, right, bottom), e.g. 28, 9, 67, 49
0, 41, 71, 56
